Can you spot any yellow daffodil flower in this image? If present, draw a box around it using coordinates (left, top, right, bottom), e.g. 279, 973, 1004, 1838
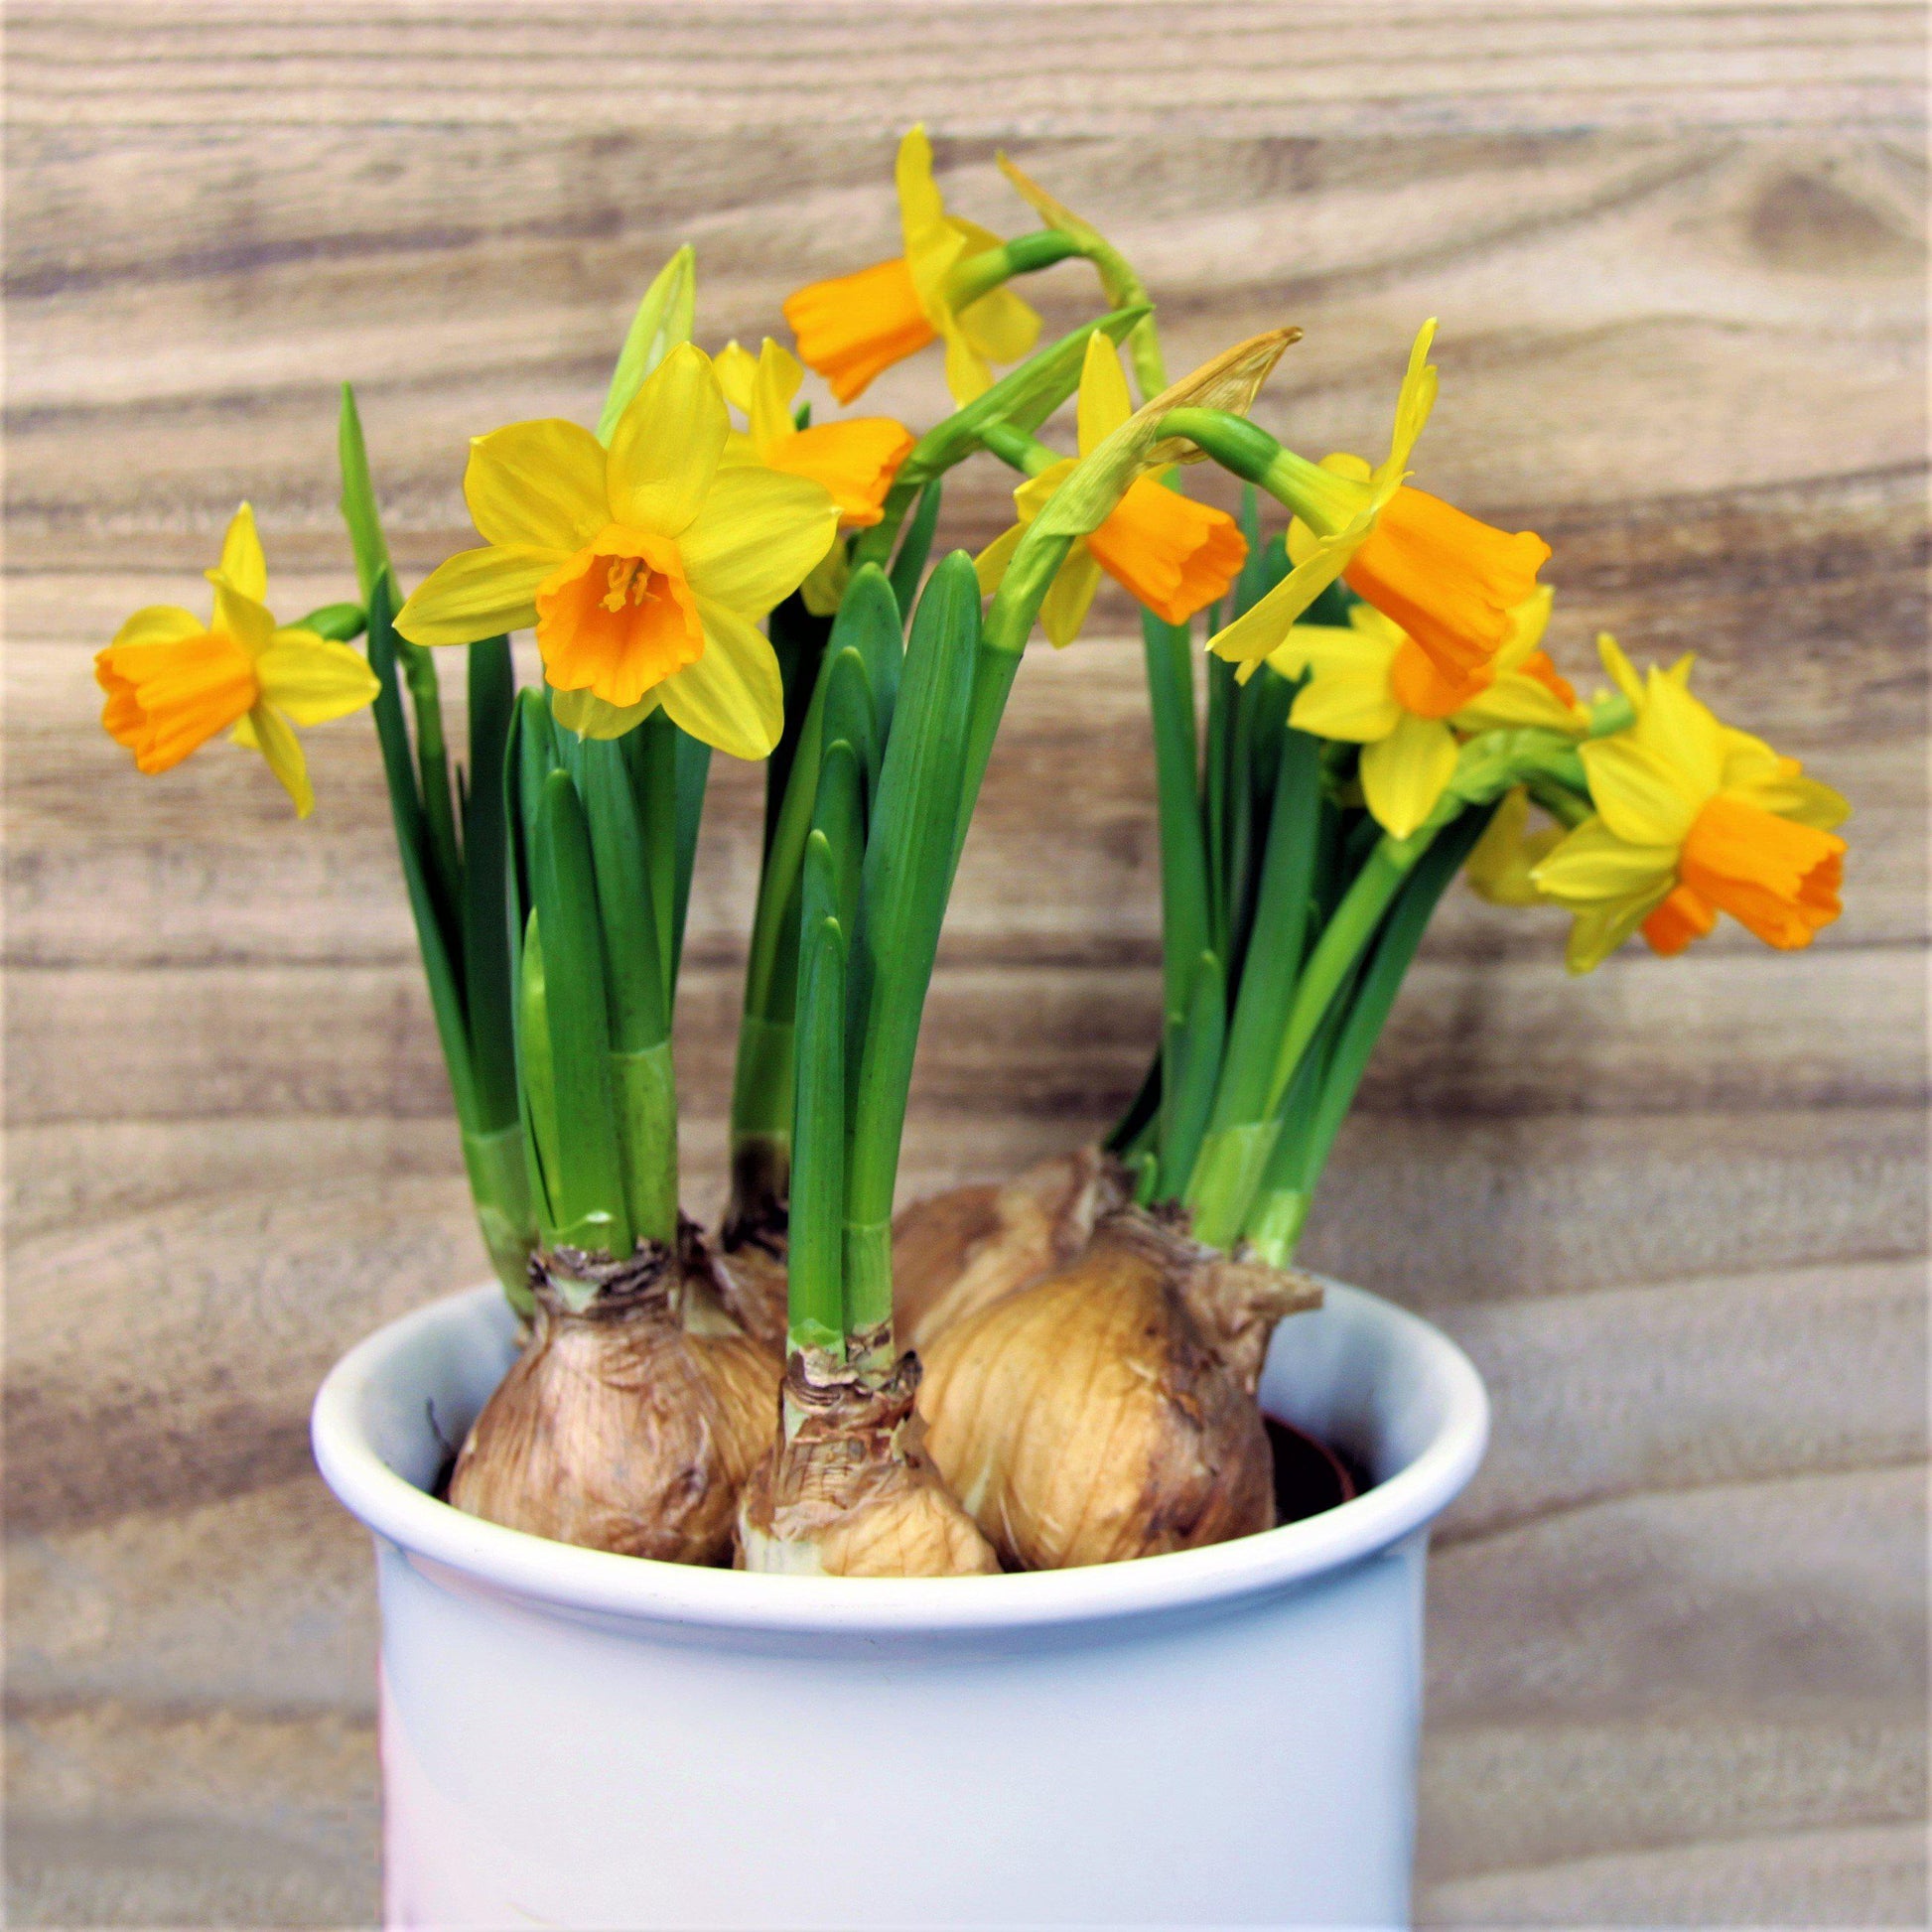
1263, 586, 1555, 839
1530, 636, 1849, 972
1464, 786, 1567, 905
1209, 321, 1550, 684
973, 332, 1247, 646
715, 337, 913, 529
783, 125, 1041, 405
395, 345, 839, 757
95, 503, 377, 818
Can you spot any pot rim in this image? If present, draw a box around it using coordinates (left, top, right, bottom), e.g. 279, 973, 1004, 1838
312, 1277, 1486, 1636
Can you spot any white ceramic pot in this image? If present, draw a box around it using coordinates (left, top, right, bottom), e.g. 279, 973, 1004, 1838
313, 1278, 1486, 1930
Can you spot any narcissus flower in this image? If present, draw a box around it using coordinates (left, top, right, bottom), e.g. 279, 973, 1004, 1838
96, 503, 377, 817
715, 337, 912, 529
396, 345, 838, 756
1530, 637, 1849, 971
974, 332, 1247, 646
1267, 588, 1560, 839
1210, 322, 1550, 683
783, 125, 1041, 405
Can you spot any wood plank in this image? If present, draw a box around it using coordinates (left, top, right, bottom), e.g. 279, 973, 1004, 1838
1420, 1710, 1927, 1888
1429, 1260, 1928, 1540
1426, 1465, 1927, 1724
1418, 1821, 1929, 1928
7, 6, 1919, 141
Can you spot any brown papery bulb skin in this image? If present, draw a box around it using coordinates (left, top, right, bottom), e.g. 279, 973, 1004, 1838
916, 1207, 1321, 1571
892, 1147, 1126, 1348
449, 1229, 779, 1566
738, 1355, 1000, 1579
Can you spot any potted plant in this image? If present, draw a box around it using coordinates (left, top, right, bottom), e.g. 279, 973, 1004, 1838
95, 133, 1847, 1928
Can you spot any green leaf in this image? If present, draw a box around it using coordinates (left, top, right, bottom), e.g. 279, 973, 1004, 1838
838, 563, 902, 751
597, 245, 696, 445
819, 647, 879, 798
888, 480, 943, 619
365, 574, 477, 1127
845, 552, 979, 1264
463, 636, 519, 1131
516, 908, 562, 1235
337, 384, 393, 608
530, 769, 631, 1256
787, 898, 848, 1355
577, 738, 669, 1053
671, 724, 711, 995
1160, 949, 1225, 1194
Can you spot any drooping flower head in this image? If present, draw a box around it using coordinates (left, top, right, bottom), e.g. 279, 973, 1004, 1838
714, 337, 913, 529
395, 344, 839, 755
1209, 322, 1550, 684
1265, 586, 1569, 840
96, 503, 378, 817
783, 126, 1042, 405
1530, 636, 1849, 971
974, 331, 1249, 646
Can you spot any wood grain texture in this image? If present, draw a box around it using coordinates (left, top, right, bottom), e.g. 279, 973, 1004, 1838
5, 3, 1925, 1925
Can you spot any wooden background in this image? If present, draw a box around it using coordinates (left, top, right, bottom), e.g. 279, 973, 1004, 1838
6, 2, 1926, 1923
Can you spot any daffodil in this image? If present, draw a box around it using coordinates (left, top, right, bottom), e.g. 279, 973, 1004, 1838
783, 125, 1041, 405
973, 332, 1247, 645
715, 337, 913, 529
1262, 585, 1554, 839
1209, 321, 1550, 684
1464, 786, 1567, 905
96, 503, 377, 817
395, 345, 839, 757
1530, 636, 1849, 971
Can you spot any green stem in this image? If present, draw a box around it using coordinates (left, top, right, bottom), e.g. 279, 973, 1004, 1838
399, 641, 464, 942
1243, 805, 1496, 1262
944, 229, 1087, 310
462, 1122, 537, 1312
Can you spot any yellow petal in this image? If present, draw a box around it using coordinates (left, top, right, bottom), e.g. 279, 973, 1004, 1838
396, 544, 560, 647
896, 124, 948, 257
1596, 632, 1642, 705
956, 280, 1041, 364
212, 502, 268, 603
1037, 545, 1103, 647
550, 685, 660, 740
242, 702, 314, 818
973, 521, 1026, 597
210, 580, 276, 658
1530, 817, 1678, 906
1287, 656, 1404, 743
677, 466, 840, 618
1452, 671, 1585, 735
111, 605, 206, 650
798, 540, 851, 619
1360, 713, 1458, 838
1562, 885, 1673, 974
1378, 319, 1440, 487
606, 343, 730, 537
714, 340, 759, 415
658, 598, 785, 760
1076, 330, 1135, 457
1636, 667, 1724, 795
465, 419, 610, 553
1464, 787, 1565, 906
749, 339, 806, 451
1581, 733, 1702, 848
939, 328, 995, 405
254, 629, 380, 725
1014, 459, 1077, 522
1210, 538, 1351, 671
